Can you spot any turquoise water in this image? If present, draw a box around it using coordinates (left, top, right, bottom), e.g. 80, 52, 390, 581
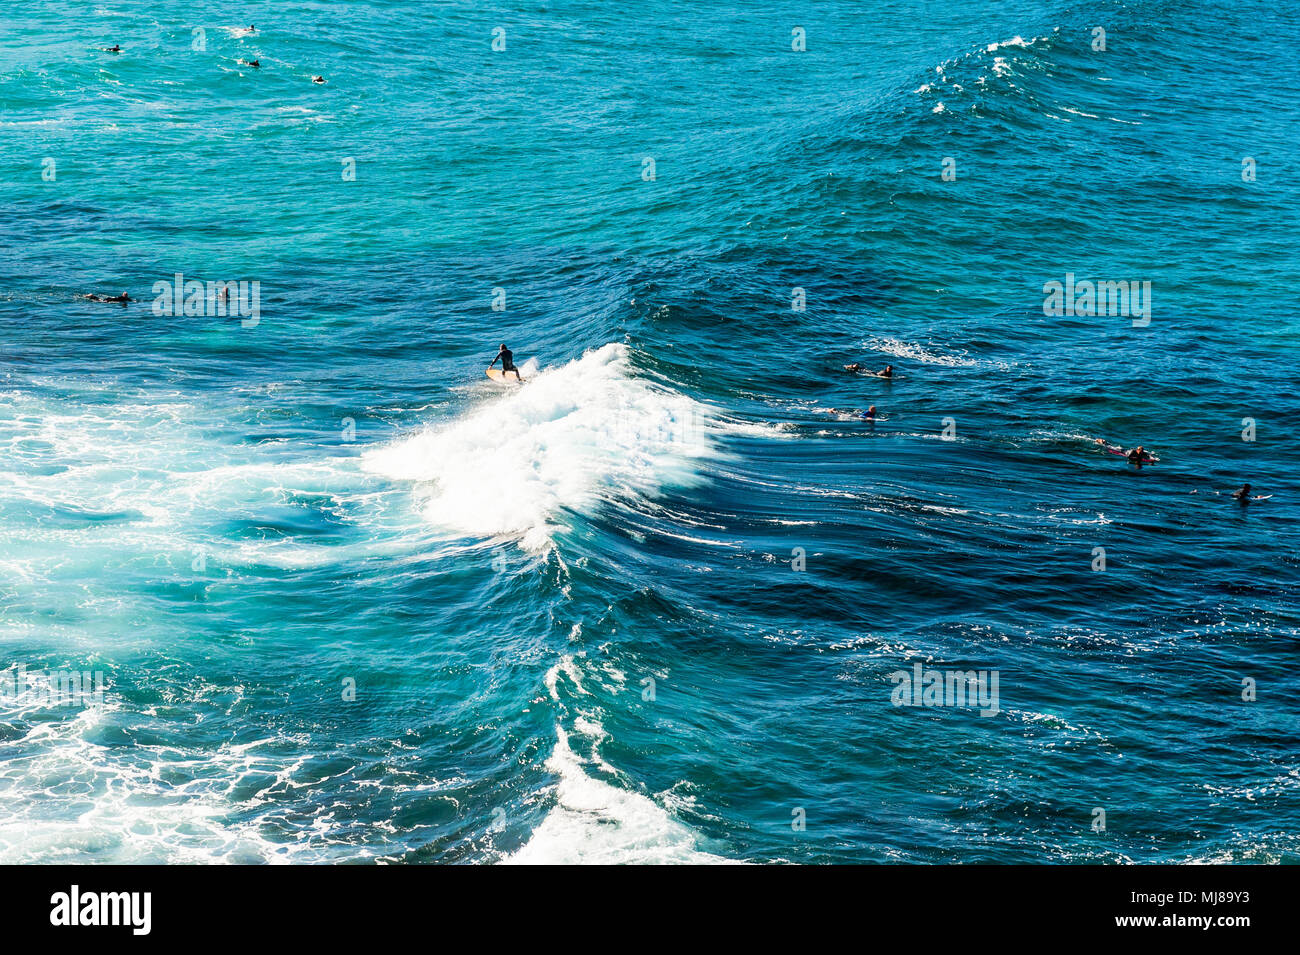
1, 1, 1298, 863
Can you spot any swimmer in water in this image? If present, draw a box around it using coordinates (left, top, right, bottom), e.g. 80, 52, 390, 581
877, 365, 893, 379
1096, 438, 1157, 468
105, 44, 121, 53
312, 76, 325, 84
85, 291, 130, 304
863, 405, 877, 421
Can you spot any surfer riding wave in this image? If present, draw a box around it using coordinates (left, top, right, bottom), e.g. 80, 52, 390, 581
489, 343, 523, 381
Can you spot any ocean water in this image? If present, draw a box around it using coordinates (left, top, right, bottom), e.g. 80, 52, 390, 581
1, 0, 1298, 864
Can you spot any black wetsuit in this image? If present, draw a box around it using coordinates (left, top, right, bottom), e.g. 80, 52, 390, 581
491, 346, 520, 378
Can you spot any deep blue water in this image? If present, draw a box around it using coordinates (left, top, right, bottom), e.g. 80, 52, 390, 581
1, 0, 1297, 862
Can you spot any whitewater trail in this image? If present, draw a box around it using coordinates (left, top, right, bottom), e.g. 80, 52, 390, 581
503, 655, 736, 865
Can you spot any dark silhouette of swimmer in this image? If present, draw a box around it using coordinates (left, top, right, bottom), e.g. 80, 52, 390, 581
86, 291, 130, 304
877, 365, 893, 379
312, 76, 325, 84
106, 45, 121, 53
1232, 483, 1254, 503
489, 343, 523, 380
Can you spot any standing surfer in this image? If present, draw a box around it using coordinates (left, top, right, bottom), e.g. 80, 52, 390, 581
489, 343, 523, 381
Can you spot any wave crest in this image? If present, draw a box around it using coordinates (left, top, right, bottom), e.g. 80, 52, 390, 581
362, 343, 720, 550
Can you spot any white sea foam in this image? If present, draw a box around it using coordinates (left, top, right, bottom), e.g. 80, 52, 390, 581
503, 726, 734, 865
505, 658, 734, 865
363, 343, 723, 551
986, 35, 1034, 53
0, 383, 426, 580
0, 682, 342, 864
863, 336, 1007, 369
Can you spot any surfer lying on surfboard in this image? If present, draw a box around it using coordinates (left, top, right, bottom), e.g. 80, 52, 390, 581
844, 363, 897, 379
1096, 438, 1157, 468
1190, 484, 1272, 501
1232, 483, 1272, 503
488, 343, 523, 381
824, 406, 886, 421
842, 361, 894, 376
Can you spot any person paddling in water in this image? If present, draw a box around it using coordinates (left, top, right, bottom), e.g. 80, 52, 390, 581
1232, 483, 1267, 503
85, 291, 130, 304
489, 342, 523, 381
1096, 438, 1156, 468
843, 363, 893, 378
